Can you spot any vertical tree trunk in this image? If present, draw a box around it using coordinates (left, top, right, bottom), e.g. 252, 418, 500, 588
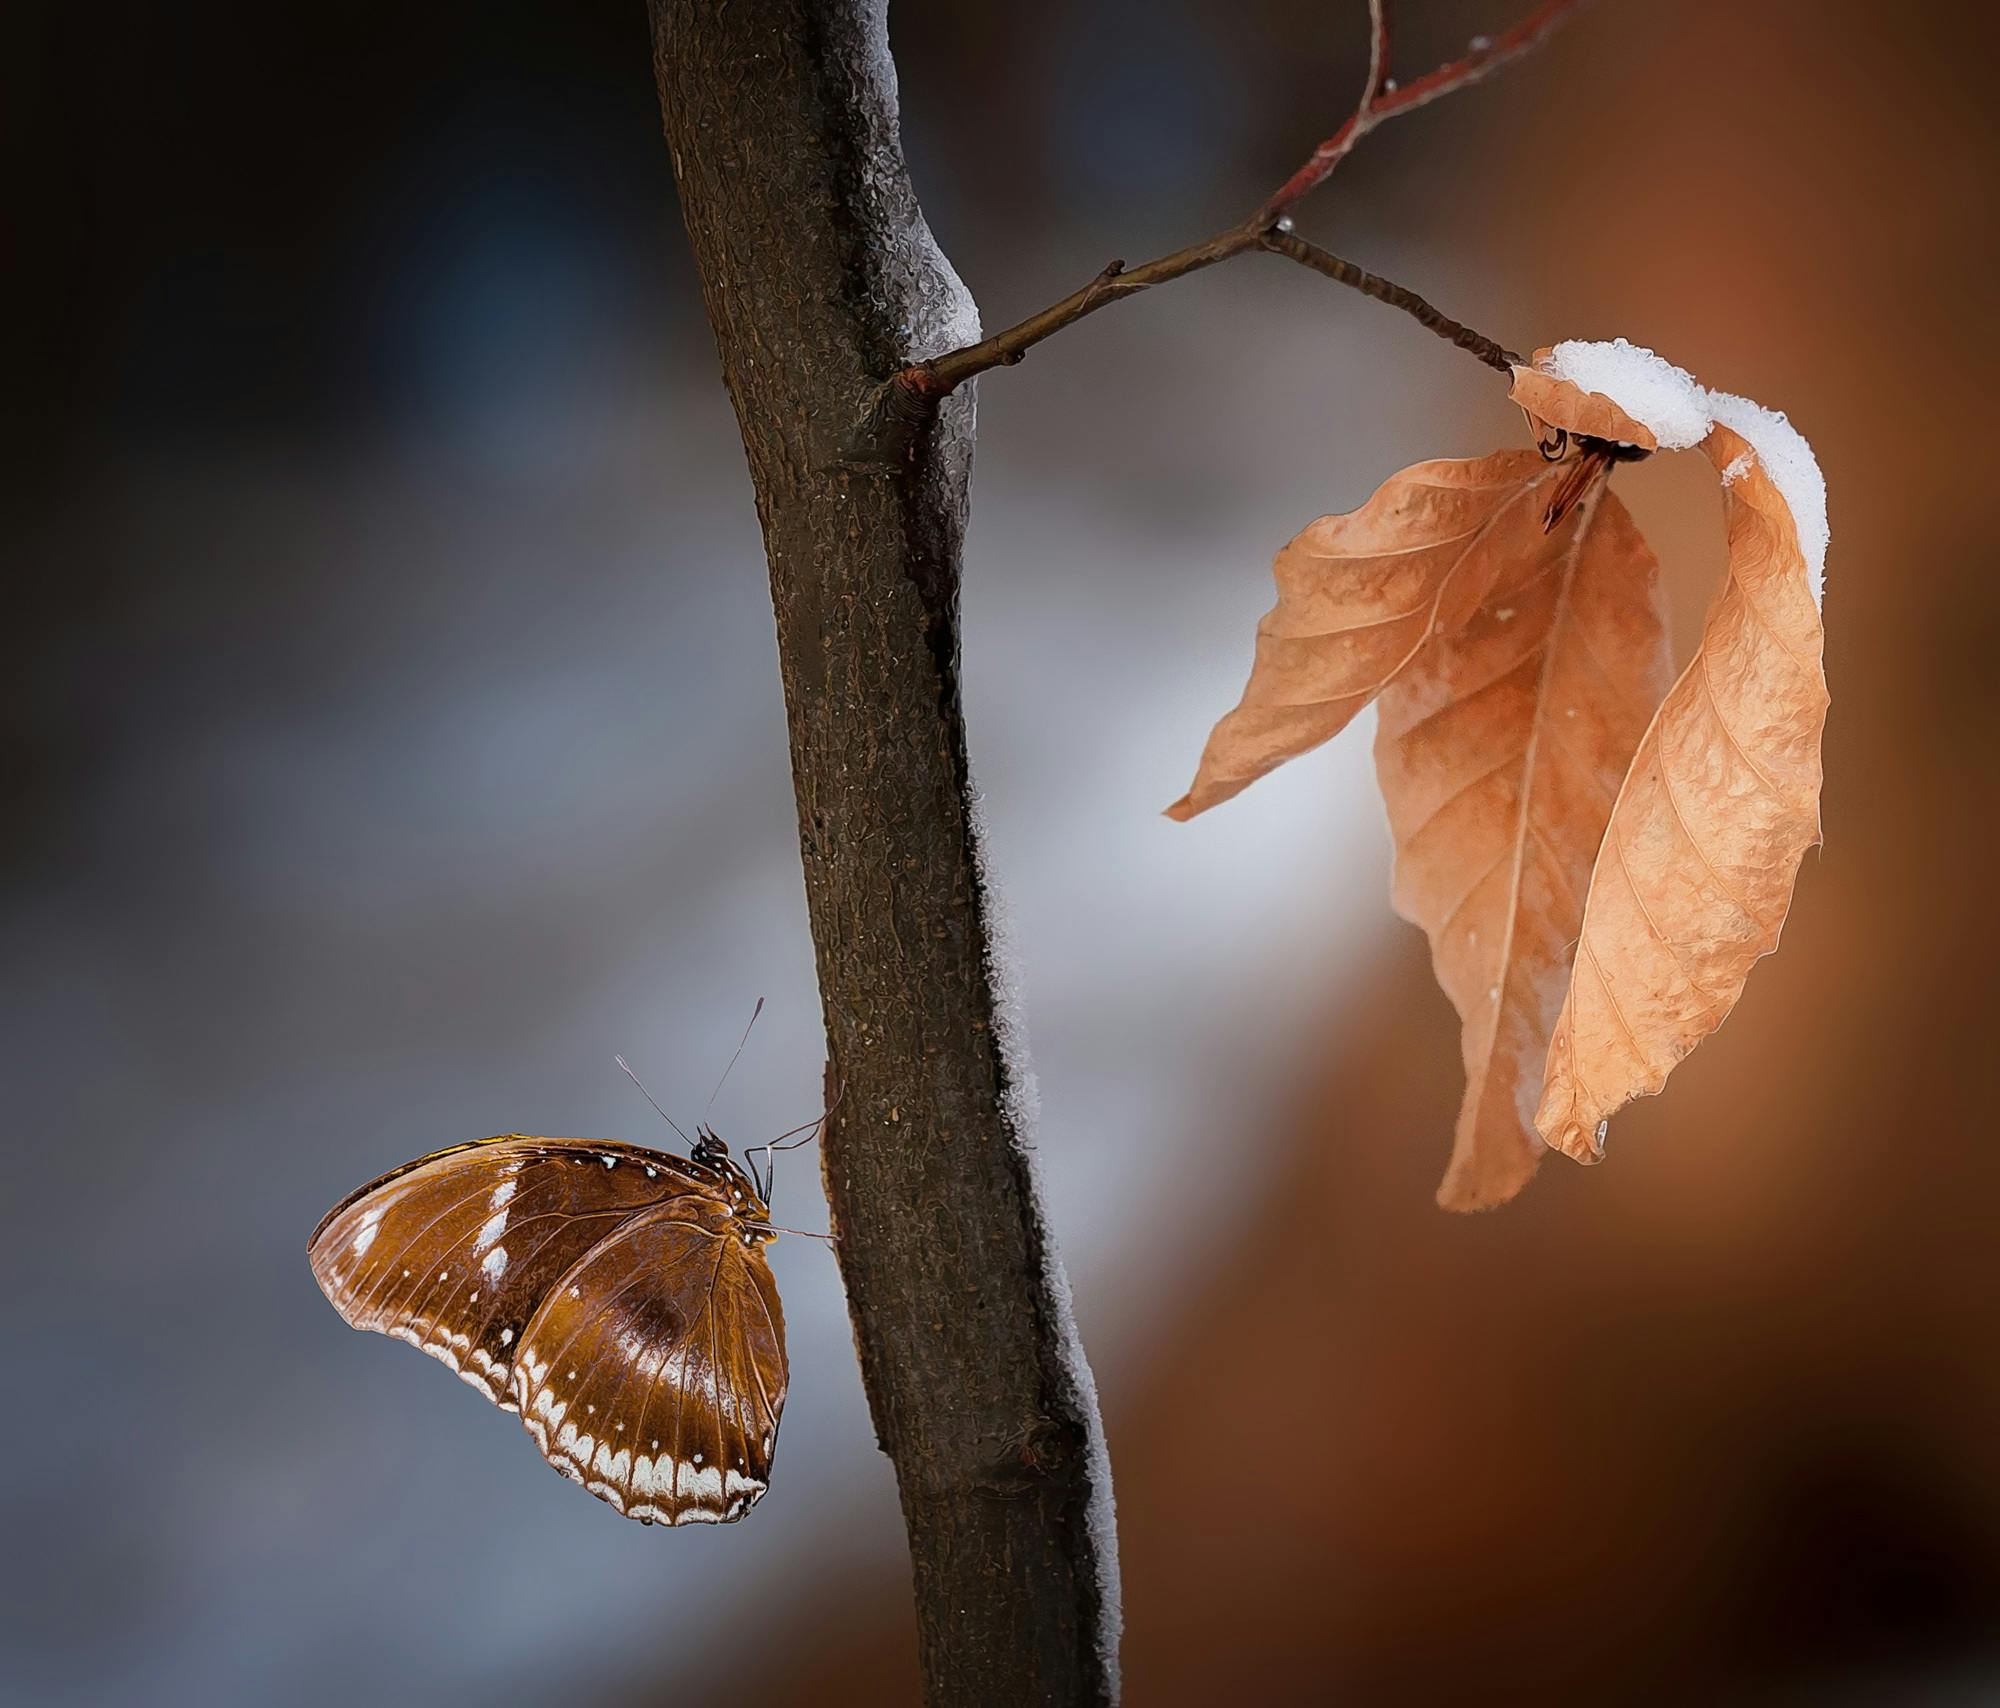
647, 3, 1120, 1702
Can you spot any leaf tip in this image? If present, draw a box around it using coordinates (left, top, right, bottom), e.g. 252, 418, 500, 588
1539, 1116, 1608, 1167
1435, 1179, 1519, 1215
1435, 1139, 1542, 1213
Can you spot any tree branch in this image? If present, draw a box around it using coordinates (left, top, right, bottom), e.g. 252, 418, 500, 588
650, 2, 1119, 1703
650, 5, 1583, 1698
878, 0, 1584, 429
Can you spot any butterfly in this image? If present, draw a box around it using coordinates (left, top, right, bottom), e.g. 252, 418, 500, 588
308, 1017, 824, 1527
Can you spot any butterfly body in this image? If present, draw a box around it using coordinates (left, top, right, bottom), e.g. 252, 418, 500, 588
309, 1130, 787, 1526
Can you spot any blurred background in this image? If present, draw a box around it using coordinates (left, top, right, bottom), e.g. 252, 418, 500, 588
6, 0, 1996, 1702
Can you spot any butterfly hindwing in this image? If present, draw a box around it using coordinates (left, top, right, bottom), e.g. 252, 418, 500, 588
511, 1198, 787, 1525
307, 1136, 715, 1411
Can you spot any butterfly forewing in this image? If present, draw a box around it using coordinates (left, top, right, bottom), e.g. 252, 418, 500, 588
511, 1200, 785, 1525
309, 1133, 788, 1526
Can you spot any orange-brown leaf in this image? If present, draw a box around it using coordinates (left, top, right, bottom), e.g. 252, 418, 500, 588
1535, 423, 1830, 1162
1168, 452, 1574, 821
1377, 481, 1671, 1210
1510, 357, 1659, 451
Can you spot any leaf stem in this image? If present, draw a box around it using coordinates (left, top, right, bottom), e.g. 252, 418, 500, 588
1260, 230, 1520, 373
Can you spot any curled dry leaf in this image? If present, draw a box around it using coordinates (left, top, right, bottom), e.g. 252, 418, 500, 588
1376, 480, 1670, 1208
1510, 360, 1659, 452
1534, 422, 1829, 1162
1167, 452, 1578, 823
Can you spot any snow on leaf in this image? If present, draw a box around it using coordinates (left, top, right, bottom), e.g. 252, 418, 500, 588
1534, 421, 1829, 1163
1510, 361, 1660, 452
1167, 451, 1572, 822
1537, 339, 1712, 450
1707, 389, 1828, 605
1376, 480, 1670, 1209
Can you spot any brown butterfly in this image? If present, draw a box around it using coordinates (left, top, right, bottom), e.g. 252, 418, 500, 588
308, 1024, 822, 1527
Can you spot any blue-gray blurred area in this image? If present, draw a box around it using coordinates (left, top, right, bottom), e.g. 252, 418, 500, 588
1, 3, 1464, 1703
13, 2, 2000, 1704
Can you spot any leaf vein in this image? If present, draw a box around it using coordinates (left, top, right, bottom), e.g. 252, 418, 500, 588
1654, 728, 1778, 934
1697, 648, 1782, 796
1610, 816, 1724, 1018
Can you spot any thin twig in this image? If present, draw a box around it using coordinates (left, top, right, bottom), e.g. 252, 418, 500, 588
876, 0, 1585, 430
897, 232, 1259, 402
1252, 0, 1394, 225
1259, 0, 1588, 222
1261, 230, 1520, 372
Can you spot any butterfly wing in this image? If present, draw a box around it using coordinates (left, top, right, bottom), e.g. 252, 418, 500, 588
511, 1200, 787, 1525
308, 1136, 711, 1409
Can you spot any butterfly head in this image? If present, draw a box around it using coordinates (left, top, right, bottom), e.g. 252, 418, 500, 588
689, 1123, 731, 1171
691, 1125, 777, 1238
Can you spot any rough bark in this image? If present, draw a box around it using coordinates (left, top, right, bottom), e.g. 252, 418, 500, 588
648, 3, 1120, 1702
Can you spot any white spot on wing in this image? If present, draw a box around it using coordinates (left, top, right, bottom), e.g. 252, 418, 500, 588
674, 1462, 724, 1504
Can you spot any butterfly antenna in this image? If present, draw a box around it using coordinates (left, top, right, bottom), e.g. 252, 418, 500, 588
614, 1054, 693, 1147
705, 996, 765, 1123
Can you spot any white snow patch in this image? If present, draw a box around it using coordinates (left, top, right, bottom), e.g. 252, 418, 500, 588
965, 779, 1041, 1144
1544, 338, 1828, 607
1033, 1166, 1124, 1692
1544, 337, 1711, 449
964, 774, 1122, 1687
1706, 388, 1828, 606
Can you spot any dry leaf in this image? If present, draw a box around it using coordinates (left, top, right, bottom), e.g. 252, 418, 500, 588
1510, 362, 1659, 451
1169, 342, 1827, 1208
1167, 452, 1577, 822
1376, 480, 1671, 1209
1535, 422, 1829, 1162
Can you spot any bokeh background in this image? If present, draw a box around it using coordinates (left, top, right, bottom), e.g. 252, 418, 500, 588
7, 1, 1997, 1702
